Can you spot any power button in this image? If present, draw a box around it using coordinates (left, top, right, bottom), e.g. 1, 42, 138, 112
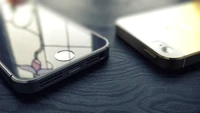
144, 49, 157, 60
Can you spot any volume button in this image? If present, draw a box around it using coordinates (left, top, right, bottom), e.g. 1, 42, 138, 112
0, 62, 12, 77
144, 49, 157, 59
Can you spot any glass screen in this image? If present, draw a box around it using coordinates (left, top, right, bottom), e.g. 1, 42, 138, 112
0, 1, 107, 80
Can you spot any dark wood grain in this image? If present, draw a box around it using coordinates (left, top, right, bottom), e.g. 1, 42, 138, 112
1, 0, 200, 113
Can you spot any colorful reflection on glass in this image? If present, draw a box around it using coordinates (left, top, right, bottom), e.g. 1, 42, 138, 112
19, 59, 53, 77
0, 1, 107, 79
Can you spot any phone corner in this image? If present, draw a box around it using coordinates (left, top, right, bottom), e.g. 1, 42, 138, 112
152, 55, 186, 70
10, 76, 40, 94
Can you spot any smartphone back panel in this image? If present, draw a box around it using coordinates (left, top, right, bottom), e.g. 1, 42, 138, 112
117, 2, 200, 59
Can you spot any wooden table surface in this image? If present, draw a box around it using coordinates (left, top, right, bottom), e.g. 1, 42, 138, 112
1, 0, 200, 113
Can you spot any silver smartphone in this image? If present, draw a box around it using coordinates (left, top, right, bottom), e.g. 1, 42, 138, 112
0, 0, 109, 93
116, 1, 200, 69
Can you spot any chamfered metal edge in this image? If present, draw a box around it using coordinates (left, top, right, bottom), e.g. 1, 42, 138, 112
115, 19, 187, 60
10, 32, 109, 84
115, 23, 187, 70
10, 42, 109, 84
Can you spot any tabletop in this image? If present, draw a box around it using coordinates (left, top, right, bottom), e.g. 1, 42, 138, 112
1, 0, 200, 113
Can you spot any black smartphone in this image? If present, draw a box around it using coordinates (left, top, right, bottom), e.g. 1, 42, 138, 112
0, 0, 109, 93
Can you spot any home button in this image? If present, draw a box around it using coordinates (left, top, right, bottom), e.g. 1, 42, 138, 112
55, 50, 75, 62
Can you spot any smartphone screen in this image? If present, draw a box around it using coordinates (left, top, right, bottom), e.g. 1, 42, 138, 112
0, 1, 107, 79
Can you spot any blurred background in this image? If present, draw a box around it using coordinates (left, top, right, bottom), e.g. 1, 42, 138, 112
39, 0, 190, 45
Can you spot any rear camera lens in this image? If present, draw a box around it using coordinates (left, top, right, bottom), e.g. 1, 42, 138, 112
162, 47, 173, 53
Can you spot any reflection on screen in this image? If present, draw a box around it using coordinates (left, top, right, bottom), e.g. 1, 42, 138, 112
0, 1, 106, 79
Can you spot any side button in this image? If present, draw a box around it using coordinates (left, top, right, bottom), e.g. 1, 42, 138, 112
144, 49, 157, 60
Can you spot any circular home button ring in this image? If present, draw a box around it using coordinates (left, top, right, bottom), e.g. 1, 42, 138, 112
55, 50, 75, 62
